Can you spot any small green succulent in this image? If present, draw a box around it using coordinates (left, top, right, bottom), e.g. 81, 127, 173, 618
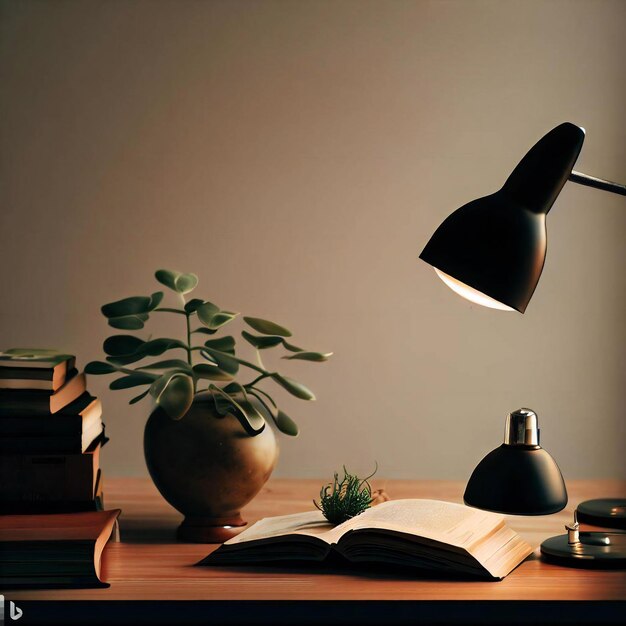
86, 269, 332, 435
314, 466, 377, 525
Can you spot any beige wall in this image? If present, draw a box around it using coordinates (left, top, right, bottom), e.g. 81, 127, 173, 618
1, 0, 625, 481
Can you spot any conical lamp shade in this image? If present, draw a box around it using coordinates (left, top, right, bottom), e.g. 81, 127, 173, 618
464, 409, 567, 515
419, 123, 585, 312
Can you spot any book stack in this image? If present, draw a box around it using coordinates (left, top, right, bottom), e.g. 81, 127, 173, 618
0, 349, 107, 514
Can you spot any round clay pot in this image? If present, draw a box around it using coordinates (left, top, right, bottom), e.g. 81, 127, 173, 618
144, 390, 278, 543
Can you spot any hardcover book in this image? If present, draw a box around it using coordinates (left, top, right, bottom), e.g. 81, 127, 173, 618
0, 350, 76, 391
0, 509, 120, 589
0, 372, 86, 415
199, 499, 533, 580
0, 442, 102, 512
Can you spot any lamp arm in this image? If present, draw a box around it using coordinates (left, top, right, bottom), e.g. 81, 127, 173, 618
568, 170, 626, 197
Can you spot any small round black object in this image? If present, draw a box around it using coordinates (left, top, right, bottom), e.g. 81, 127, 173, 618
577, 498, 626, 530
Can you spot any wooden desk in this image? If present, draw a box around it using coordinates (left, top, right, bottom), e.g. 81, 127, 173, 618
9, 478, 626, 624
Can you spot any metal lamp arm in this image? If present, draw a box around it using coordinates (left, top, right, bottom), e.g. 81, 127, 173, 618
569, 171, 626, 196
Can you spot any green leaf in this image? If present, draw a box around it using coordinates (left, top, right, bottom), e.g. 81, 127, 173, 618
192, 363, 233, 381
282, 351, 333, 362
103, 335, 145, 357
140, 337, 187, 357
208, 384, 265, 436
203, 336, 235, 355
101, 296, 152, 318
246, 389, 297, 435
196, 302, 220, 327
270, 374, 315, 400
241, 331, 283, 350
156, 374, 194, 420
107, 314, 148, 330
175, 273, 198, 294
155, 269, 181, 291
109, 373, 156, 390
201, 347, 239, 376
282, 340, 304, 352
85, 361, 117, 375
243, 317, 292, 337
138, 359, 192, 372
149, 292, 164, 310
129, 388, 150, 405
191, 327, 218, 336
274, 410, 299, 436
184, 298, 204, 313
211, 311, 239, 328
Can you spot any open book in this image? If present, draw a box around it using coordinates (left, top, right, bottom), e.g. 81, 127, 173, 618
198, 499, 533, 580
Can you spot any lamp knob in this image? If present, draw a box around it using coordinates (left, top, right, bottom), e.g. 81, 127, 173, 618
504, 408, 540, 446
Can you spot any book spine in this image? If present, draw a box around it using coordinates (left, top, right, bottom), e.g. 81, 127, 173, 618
0, 453, 97, 503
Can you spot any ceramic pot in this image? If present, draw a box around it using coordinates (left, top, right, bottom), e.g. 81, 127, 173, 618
144, 390, 278, 543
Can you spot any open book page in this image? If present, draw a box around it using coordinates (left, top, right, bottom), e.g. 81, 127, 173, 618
224, 510, 335, 546
326, 499, 505, 550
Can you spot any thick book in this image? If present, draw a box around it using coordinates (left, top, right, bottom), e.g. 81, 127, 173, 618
199, 499, 533, 580
0, 372, 86, 415
0, 422, 105, 454
0, 350, 76, 391
0, 509, 120, 589
0, 443, 101, 512
0, 393, 102, 436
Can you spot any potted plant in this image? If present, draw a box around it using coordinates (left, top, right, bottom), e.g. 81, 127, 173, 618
86, 269, 331, 542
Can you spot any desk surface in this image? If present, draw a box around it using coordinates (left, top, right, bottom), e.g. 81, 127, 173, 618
9, 478, 626, 601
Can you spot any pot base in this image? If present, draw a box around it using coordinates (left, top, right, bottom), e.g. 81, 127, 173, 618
177, 514, 247, 543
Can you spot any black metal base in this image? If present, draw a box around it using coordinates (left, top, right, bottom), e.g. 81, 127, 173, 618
576, 498, 626, 530
541, 531, 626, 568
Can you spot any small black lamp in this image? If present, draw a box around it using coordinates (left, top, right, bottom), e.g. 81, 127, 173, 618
463, 408, 567, 515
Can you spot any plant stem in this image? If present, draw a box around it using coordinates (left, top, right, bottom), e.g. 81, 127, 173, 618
245, 372, 271, 388
179, 294, 193, 367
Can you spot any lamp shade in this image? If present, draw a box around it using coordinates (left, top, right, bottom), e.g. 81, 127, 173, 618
464, 409, 567, 515
419, 123, 585, 312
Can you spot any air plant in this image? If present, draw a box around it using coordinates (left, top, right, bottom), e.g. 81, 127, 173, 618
314, 466, 377, 524
86, 269, 332, 436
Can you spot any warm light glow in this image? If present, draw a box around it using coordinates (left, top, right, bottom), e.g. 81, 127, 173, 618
434, 268, 515, 311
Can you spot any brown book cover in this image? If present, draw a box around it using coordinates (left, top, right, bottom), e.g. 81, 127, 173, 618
0, 372, 86, 415
0, 443, 101, 512
0, 509, 121, 589
0, 394, 102, 436
0, 350, 76, 391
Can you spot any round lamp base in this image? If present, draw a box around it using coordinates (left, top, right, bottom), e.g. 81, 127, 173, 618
576, 499, 626, 530
541, 532, 626, 568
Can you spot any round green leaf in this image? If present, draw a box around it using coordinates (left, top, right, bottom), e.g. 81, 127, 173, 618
192, 363, 233, 381
270, 374, 315, 400
203, 336, 235, 355
107, 314, 147, 330
149, 292, 164, 310
157, 374, 194, 420
201, 347, 239, 376
85, 361, 117, 375
138, 359, 192, 372
184, 298, 204, 313
282, 351, 333, 362
101, 296, 152, 318
109, 373, 156, 390
208, 384, 265, 436
274, 410, 299, 436
196, 302, 220, 327
243, 317, 292, 337
103, 335, 145, 357
174, 273, 198, 294
155, 269, 181, 291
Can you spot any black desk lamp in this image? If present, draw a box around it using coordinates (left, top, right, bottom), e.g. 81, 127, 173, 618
419, 122, 626, 565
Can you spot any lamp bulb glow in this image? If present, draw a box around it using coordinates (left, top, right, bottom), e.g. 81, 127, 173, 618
434, 268, 515, 311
